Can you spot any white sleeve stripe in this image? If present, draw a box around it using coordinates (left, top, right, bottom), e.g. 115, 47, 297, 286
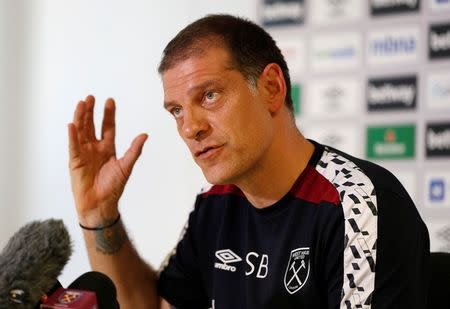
315, 148, 378, 309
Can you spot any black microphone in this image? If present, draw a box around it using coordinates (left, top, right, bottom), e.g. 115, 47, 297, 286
67, 271, 120, 309
0, 219, 72, 309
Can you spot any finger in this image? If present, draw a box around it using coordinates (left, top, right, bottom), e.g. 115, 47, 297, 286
73, 100, 88, 144
101, 98, 116, 142
83, 95, 97, 141
73, 100, 86, 130
68, 123, 81, 160
119, 133, 148, 176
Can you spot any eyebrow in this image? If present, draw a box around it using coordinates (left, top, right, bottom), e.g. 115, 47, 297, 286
163, 78, 223, 110
163, 100, 176, 110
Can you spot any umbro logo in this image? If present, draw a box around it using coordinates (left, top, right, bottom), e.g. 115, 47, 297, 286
214, 249, 242, 272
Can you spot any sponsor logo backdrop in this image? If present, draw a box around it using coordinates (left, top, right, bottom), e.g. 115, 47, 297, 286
261, 0, 450, 252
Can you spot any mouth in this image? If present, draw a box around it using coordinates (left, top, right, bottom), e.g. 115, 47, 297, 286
195, 145, 223, 159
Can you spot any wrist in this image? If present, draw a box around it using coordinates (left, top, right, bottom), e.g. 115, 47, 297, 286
76, 203, 120, 228
79, 213, 121, 231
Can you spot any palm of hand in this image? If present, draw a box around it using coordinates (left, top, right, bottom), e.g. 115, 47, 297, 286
71, 141, 126, 212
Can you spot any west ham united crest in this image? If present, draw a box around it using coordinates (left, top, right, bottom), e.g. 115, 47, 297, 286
284, 247, 310, 294
57, 290, 82, 304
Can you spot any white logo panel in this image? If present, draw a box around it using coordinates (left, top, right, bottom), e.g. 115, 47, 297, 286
302, 123, 363, 158
305, 78, 363, 118
427, 71, 450, 110
276, 37, 306, 78
367, 26, 420, 66
310, 0, 363, 25
429, 0, 450, 11
427, 220, 450, 253
310, 32, 361, 72
424, 171, 450, 209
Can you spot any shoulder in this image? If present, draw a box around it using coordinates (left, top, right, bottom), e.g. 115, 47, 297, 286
316, 145, 412, 203
329, 146, 406, 191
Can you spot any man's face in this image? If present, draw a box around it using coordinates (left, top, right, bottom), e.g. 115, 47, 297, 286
162, 46, 275, 185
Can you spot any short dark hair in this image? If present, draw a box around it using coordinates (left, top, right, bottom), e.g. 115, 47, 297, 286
158, 14, 294, 112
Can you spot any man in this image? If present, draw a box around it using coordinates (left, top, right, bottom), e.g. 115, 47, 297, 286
68, 15, 429, 309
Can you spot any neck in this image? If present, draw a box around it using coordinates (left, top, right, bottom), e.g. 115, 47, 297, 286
235, 120, 315, 208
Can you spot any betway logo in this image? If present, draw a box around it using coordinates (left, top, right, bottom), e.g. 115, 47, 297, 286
371, 36, 416, 55
430, 30, 450, 51
429, 24, 450, 59
368, 84, 415, 106
368, 76, 417, 110
372, 0, 417, 8
427, 129, 450, 150
262, 2, 304, 23
426, 123, 450, 157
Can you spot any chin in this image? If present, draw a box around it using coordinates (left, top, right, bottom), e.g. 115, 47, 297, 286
204, 174, 230, 186
202, 166, 236, 186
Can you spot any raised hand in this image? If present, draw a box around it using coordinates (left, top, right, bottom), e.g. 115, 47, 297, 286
68, 95, 147, 227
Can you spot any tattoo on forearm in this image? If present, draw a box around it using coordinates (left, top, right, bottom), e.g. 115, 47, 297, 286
94, 219, 126, 255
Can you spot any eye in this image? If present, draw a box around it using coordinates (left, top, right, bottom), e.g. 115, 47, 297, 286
204, 91, 217, 102
170, 107, 183, 118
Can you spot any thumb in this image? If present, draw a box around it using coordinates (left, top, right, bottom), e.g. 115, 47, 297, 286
119, 133, 148, 176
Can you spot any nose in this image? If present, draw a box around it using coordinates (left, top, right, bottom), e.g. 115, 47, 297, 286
180, 106, 209, 140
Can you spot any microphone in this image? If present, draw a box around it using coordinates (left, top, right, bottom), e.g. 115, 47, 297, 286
68, 272, 120, 309
40, 288, 97, 309
41, 272, 119, 309
0, 219, 72, 309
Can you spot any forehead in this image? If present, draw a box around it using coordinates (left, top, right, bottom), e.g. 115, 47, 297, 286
162, 47, 235, 97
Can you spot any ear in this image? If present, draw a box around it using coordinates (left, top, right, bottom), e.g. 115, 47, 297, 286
259, 63, 287, 114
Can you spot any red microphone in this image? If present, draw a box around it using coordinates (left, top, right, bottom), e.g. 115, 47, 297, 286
40, 288, 98, 309
39, 271, 119, 309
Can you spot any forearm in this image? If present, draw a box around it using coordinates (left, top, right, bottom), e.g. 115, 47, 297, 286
82, 218, 159, 309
